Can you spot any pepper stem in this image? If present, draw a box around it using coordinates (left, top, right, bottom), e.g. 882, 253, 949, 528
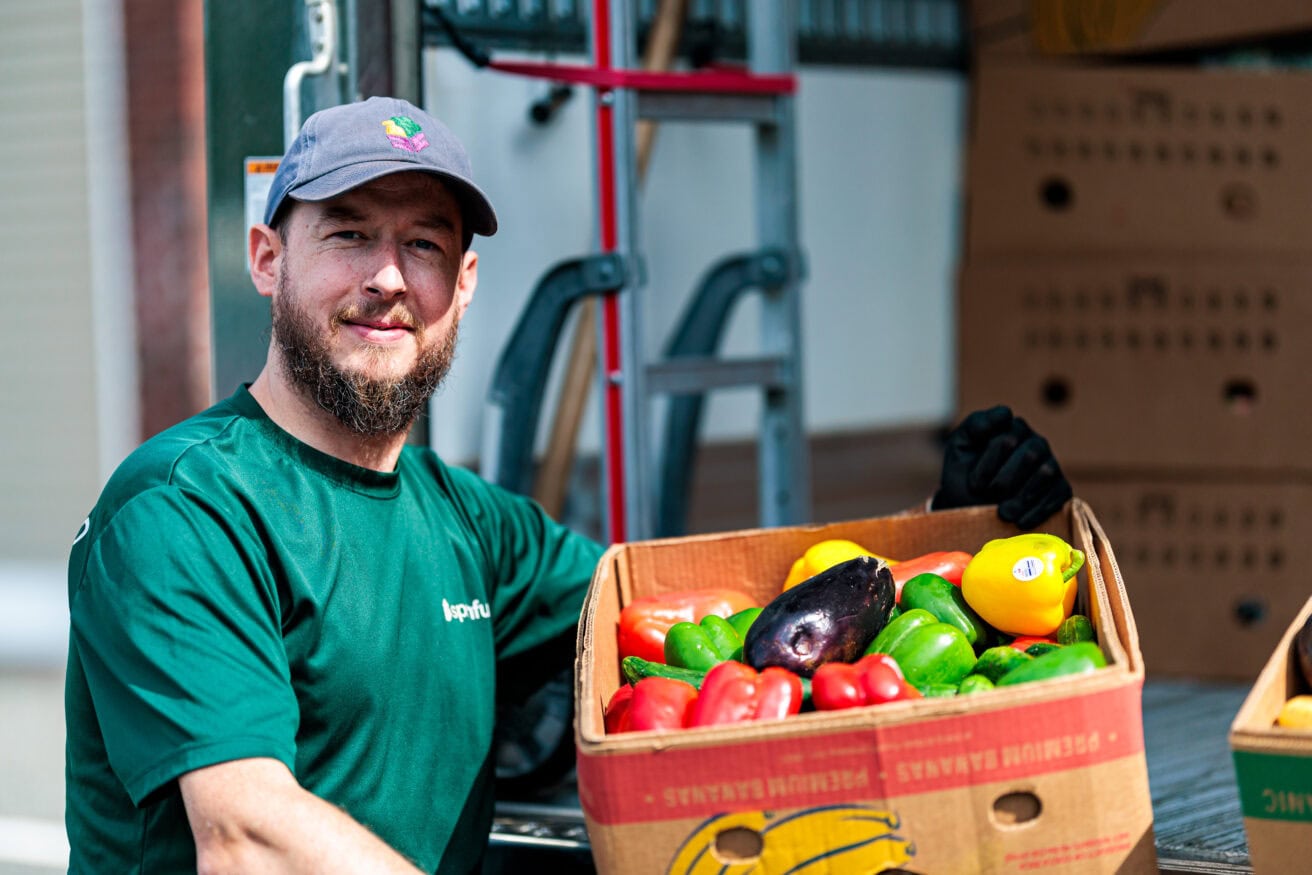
1062, 549, 1085, 582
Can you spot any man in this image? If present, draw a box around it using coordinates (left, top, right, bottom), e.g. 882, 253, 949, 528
64, 96, 1070, 873
65, 96, 603, 874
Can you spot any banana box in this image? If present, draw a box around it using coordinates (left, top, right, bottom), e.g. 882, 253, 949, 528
574, 500, 1157, 874
1229, 595, 1312, 874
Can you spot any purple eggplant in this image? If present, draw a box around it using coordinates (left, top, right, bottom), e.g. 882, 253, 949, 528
743, 555, 896, 677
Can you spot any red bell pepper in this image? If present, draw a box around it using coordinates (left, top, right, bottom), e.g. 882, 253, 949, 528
617, 588, 760, 664
626, 677, 699, 732
1008, 635, 1060, 653
890, 551, 973, 601
811, 653, 922, 711
603, 684, 635, 734
688, 661, 804, 727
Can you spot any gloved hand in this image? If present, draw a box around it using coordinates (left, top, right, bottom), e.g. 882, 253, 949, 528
932, 406, 1073, 530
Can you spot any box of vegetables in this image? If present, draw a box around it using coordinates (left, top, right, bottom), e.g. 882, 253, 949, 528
574, 500, 1157, 874
1229, 595, 1312, 874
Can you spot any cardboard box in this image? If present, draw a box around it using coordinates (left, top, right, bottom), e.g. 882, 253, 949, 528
965, 63, 1312, 256
1074, 475, 1312, 681
956, 256, 1312, 471
574, 501, 1157, 874
970, 0, 1312, 58
1229, 595, 1312, 873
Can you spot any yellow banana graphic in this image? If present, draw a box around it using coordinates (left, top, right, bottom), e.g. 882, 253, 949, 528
667, 804, 916, 874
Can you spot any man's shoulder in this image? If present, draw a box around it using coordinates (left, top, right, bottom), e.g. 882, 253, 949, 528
102, 392, 266, 507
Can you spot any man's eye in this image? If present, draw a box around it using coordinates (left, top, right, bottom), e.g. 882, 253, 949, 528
411, 239, 440, 251
331, 230, 364, 240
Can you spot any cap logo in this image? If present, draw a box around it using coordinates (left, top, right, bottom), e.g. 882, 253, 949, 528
381, 115, 429, 153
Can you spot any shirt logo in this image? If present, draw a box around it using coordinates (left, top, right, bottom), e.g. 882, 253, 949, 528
442, 598, 490, 623
382, 115, 429, 153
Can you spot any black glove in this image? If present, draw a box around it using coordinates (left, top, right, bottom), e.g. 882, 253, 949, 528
933, 406, 1073, 530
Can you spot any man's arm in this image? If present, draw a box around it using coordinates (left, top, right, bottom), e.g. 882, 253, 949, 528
180, 757, 424, 875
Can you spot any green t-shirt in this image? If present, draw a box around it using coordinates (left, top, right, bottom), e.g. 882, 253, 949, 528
65, 386, 603, 873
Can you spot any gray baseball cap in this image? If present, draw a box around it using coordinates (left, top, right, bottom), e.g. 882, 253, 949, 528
263, 96, 497, 237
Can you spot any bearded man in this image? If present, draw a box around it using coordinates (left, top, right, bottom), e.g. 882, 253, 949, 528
63, 97, 603, 874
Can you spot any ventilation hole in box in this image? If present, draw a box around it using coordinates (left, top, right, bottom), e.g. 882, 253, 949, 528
1135, 545, 1151, 565
1269, 509, 1285, 530
1223, 379, 1257, 414
1074, 290, 1090, 310
1262, 148, 1280, 169
1208, 331, 1224, 351
1101, 329, 1116, 349
1077, 139, 1093, 159
1182, 290, 1196, 309
1041, 377, 1071, 408
1181, 143, 1196, 164
1261, 331, 1278, 352
1040, 177, 1074, 210
1074, 330, 1089, 349
1240, 508, 1257, 529
1046, 290, 1063, 311
1180, 330, 1194, 350
1161, 546, 1177, 567
1126, 329, 1142, 349
1156, 142, 1171, 163
1129, 141, 1145, 161
712, 827, 763, 863
1221, 182, 1258, 219
993, 791, 1042, 826
1051, 139, 1068, 159
1234, 597, 1267, 627
1181, 103, 1198, 123
1079, 101, 1095, 121
1262, 288, 1279, 310
1189, 546, 1203, 567
1101, 290, 1116, 310
1241, 547, 1258, 569
1214, 507, 1230, 528
1207, 290, 1224, 310
1104, 140, 1119, 160
1238, 106, 1254, 127
1234, 330, 1250, 350
1269, 548, 1285, 569
1235, 146, 1252, 167
1210, 105, 1226, 127
1209, 144, 1226, 165
1265, 107, 1282, 127
1153, 330, 1169, 350
1234, 290, 1249, 311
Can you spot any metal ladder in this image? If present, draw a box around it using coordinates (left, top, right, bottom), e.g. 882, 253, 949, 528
482, 0, 808, 543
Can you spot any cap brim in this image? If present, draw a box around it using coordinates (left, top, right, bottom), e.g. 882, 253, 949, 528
290, 161, 498, 237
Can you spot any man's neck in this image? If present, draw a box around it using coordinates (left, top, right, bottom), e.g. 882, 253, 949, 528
248, 368, 411, 472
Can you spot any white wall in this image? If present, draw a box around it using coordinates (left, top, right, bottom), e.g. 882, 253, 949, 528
424, 50, 966, 465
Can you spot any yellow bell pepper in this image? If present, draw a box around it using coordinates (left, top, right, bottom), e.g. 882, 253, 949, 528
782, 539, 897, 590
1277, 695, 1312, 729
960, 534, 1084, 637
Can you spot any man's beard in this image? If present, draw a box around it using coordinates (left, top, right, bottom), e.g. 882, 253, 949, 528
271, 268, 459, 438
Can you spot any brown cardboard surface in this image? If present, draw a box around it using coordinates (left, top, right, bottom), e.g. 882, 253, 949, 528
1229, 596, 1312, 873
970, 0, 1312, 57
965, 63, 1312, 256
1074, 475, 1312, 681
956, 256, 1312, 471
575, 502, 1156, 874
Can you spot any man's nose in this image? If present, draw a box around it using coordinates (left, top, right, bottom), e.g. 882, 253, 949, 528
365, 254, 406, 297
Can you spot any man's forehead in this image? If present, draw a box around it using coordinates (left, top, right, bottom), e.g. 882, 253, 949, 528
307, 172, 463, 224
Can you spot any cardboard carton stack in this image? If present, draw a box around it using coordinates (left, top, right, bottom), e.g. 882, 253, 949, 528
575, 502, 1158, 874
958, 0, 1312, 680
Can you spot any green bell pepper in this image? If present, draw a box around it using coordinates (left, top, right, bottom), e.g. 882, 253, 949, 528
900, 572, 995, 652
664, 614, 744, 670
887, 621, 978, 691
865, 608, 937, 658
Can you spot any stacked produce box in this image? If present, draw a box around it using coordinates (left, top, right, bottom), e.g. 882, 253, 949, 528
1230, 595, 1312, 871
958, 0, 1312, 680
575, 502, 1158, 873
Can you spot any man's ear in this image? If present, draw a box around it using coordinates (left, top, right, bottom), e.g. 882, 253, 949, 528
455, 249, 478, 319
249, 223, 281, 299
